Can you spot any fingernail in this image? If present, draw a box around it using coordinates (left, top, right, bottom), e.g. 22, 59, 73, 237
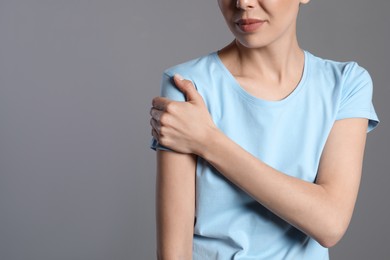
174, 73, 184, 81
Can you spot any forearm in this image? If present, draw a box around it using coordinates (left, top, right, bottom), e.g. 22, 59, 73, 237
156, 150, 196, 259
199, 128, 357, 247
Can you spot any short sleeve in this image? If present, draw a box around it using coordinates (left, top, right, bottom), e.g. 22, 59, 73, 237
336, 63, 380, 133
150, 72, 186, 152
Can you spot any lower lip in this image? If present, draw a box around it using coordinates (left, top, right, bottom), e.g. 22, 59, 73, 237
237, 21, 264, 33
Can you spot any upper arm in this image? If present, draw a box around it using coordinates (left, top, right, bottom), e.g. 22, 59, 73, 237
315, 63, 379, 238
155, 150, 197, 258
315, 118, 368, 232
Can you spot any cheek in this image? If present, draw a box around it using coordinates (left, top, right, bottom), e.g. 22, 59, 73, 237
218, 0, 236, 20
217, 0, 230, 14
219, 10, 235, 31
268, 5, 299, 33
267, 0, 300, 19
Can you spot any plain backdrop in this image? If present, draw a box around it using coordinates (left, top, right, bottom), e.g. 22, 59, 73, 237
0, 1, 388, 259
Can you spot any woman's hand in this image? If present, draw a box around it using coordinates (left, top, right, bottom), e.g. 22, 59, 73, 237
150, 74, 218, 155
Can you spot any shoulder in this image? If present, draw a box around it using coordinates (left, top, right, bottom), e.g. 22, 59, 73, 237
158, 52, 219, 101
306, 51, 371, 85
163, 52, 218, 82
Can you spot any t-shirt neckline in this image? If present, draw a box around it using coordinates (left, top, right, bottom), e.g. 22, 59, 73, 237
212, 50, 310, 107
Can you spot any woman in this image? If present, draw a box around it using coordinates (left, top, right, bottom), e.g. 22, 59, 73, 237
149, 0, 379, 259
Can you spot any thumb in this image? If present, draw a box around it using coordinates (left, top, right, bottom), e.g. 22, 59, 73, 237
173, 74, 200, 102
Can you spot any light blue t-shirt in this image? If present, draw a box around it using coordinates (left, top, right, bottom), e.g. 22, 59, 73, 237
150, 50, 379, 259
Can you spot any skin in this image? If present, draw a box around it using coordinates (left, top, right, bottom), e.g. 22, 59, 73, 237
151, 0, 369, 258
155, 149, 196, 260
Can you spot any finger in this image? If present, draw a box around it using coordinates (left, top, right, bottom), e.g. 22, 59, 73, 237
173, 74, 200, 102
152, 96, 171, 111
152, 128, 159, 140
150, 117, 161, 132
150, 108, 163, 121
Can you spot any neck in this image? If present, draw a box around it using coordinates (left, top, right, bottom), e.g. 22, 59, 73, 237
220, 31, 304, 85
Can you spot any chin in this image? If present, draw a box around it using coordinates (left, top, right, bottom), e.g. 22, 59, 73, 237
235, 37, 271, 49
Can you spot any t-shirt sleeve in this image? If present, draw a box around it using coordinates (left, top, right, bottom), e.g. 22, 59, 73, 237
150, 72, 186, 151
335, 63, 380, 133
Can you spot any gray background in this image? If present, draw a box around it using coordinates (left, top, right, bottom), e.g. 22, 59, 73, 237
0, 0, 388, 259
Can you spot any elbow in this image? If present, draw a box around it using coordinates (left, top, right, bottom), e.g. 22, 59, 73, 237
313, 217, 350, 248
316, 232, 343, 248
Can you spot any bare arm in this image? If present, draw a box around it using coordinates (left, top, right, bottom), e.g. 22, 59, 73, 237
200, 118, 367, 248
155, 149, 197, 259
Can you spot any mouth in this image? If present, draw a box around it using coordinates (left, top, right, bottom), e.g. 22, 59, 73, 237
235, 18, 266, 33
235, 18, 265, 26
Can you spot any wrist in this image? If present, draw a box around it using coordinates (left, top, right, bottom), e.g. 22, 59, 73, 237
196, 126, 224, 159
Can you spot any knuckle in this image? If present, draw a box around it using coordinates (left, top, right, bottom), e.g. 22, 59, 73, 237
159, 136, 170, 147
159, 126, 166, 135
183, 80, 194, 88
159, 113, 168, 125
184, 80, 193, 87
159, 135, 166, 145
159, 126, 168, 136
165, 102, 177, 113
